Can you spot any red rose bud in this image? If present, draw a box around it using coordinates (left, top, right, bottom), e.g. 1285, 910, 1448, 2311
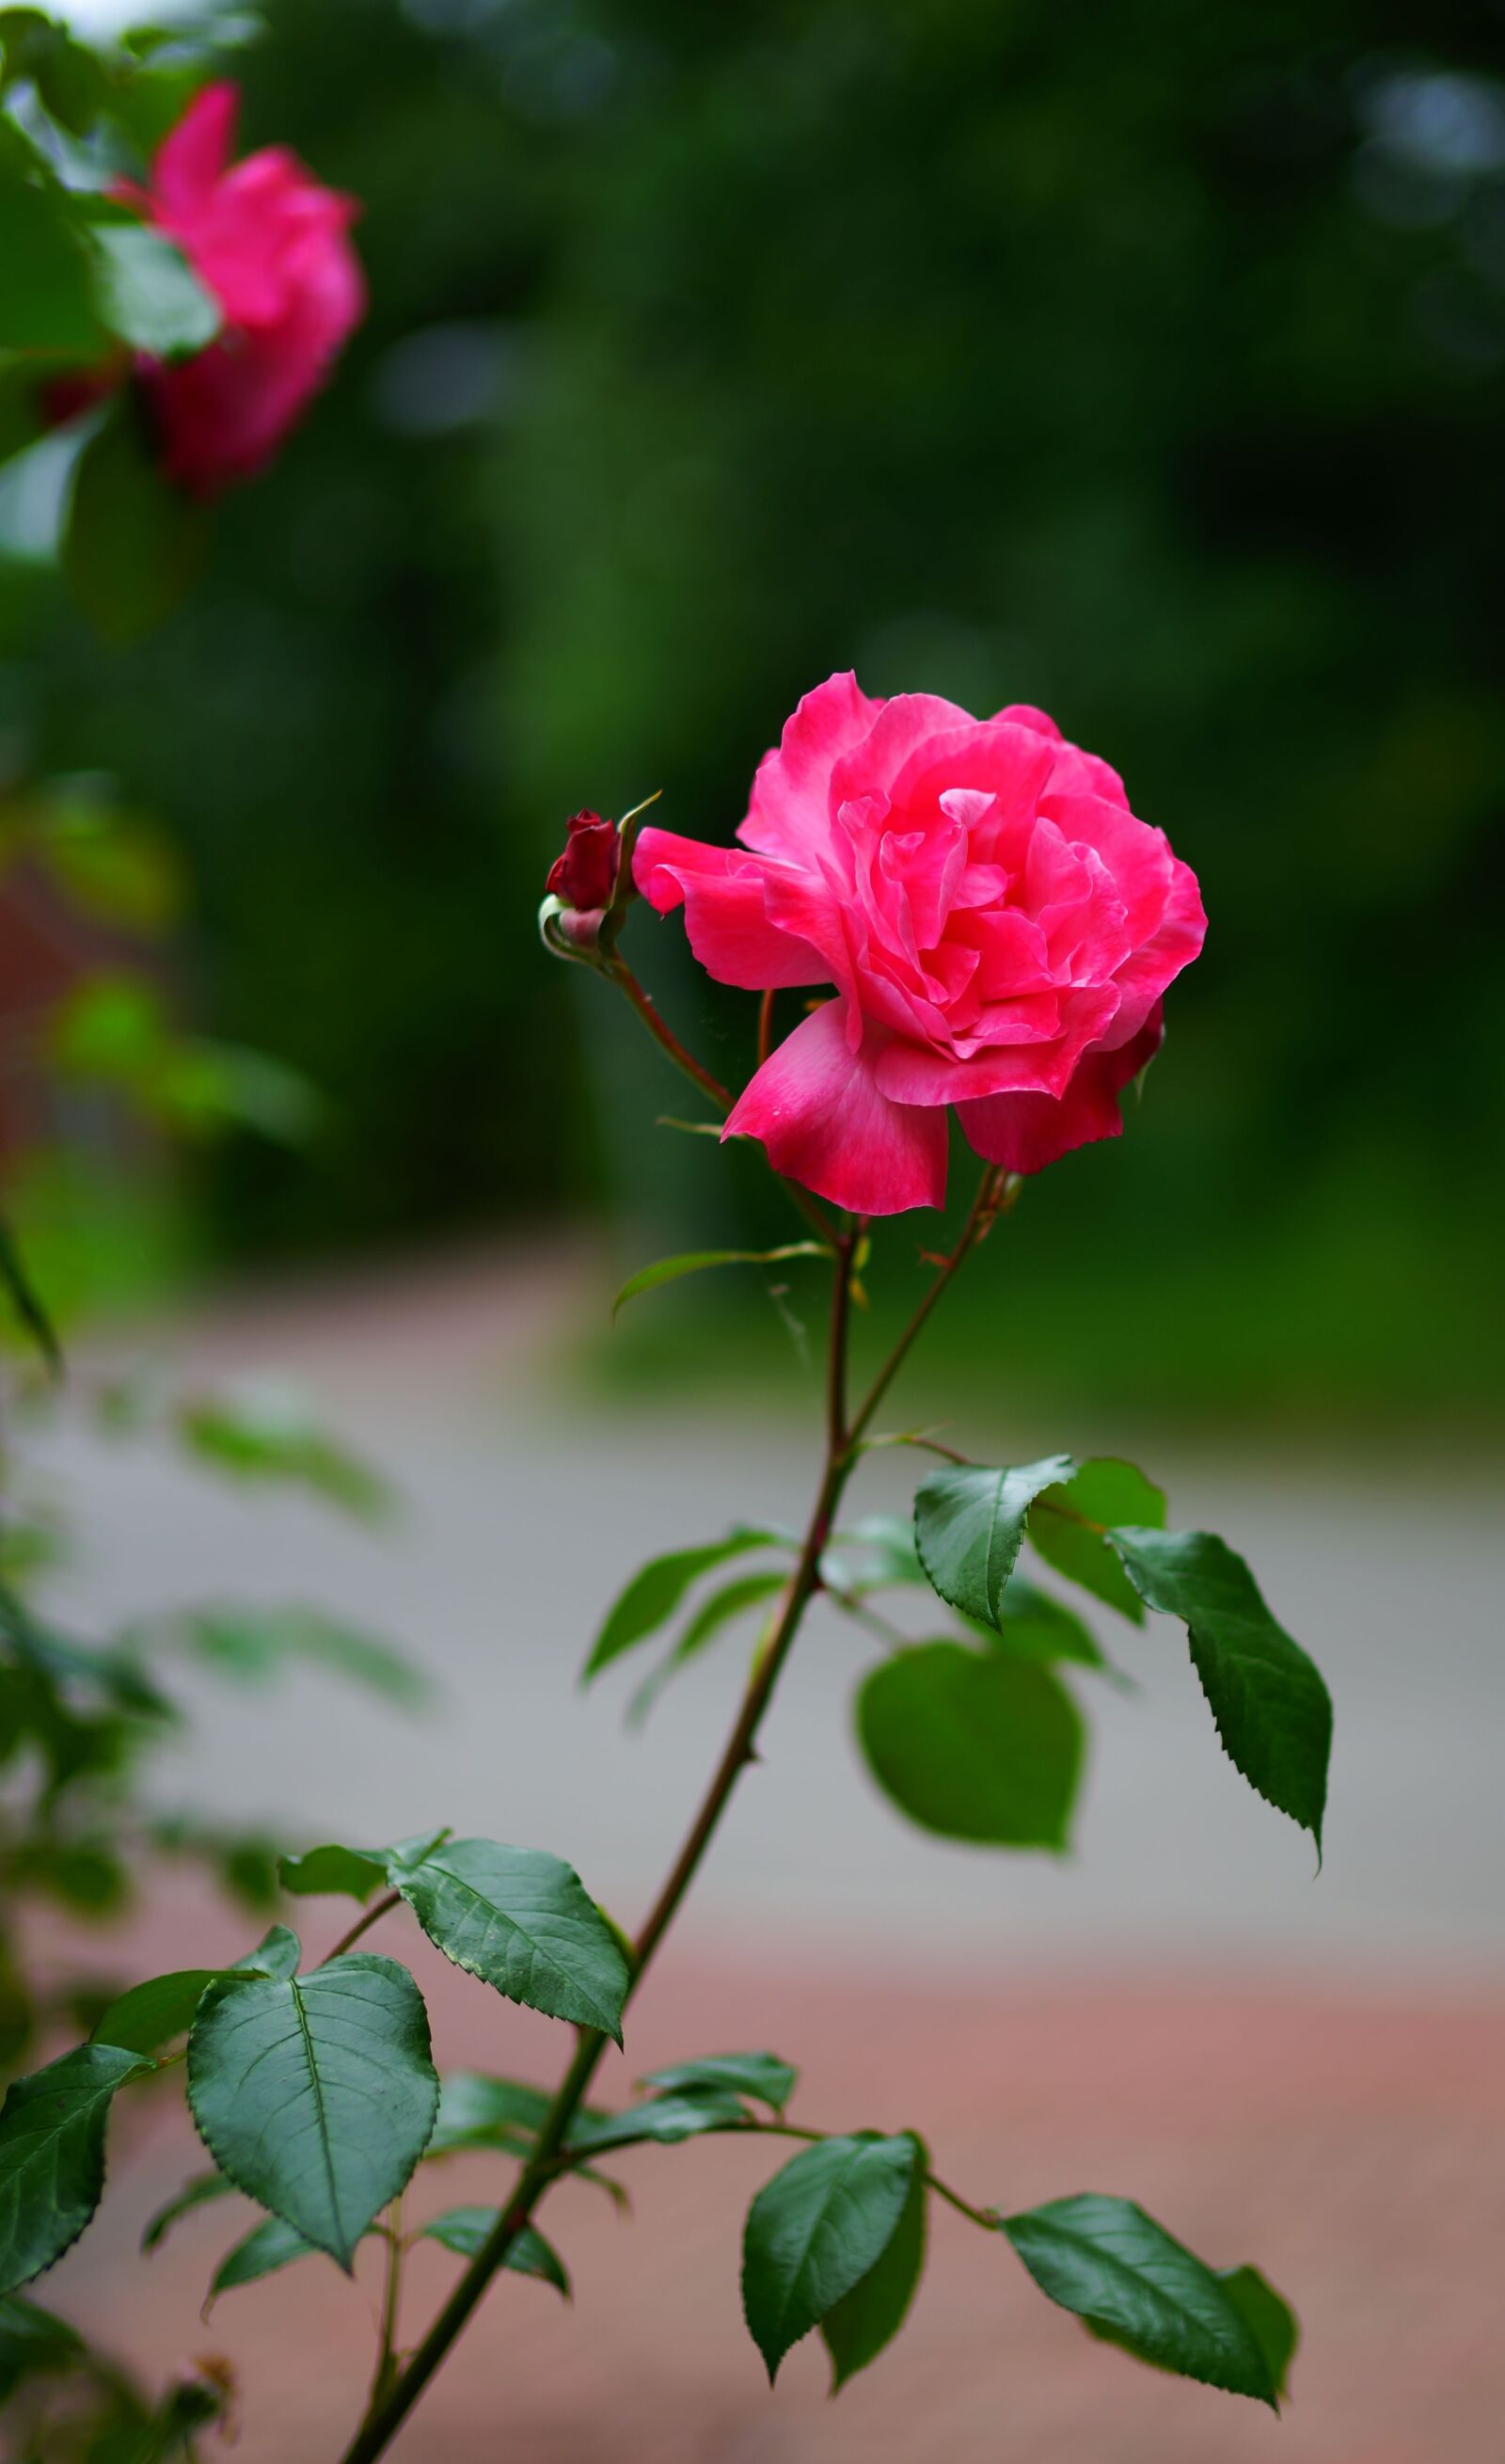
547, 809, 620, 915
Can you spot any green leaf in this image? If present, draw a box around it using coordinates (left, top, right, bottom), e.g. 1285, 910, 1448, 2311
163, 1605, 429, 1706
0, 2043, 150, 2294
637, 2051, 796, 2114
0, 157, 100, 354
626, 1568, 787, 1725
236, 1924, 302, 1980
856, 1643, 1084, 1850
186, 1954, 438, 2270
1030, 1459, 1166, 1624
419, 2210, 569, 2295
1000, 2194, 1282, 2407
985, 1577, 1105, 1669
175, 1386, 393, 1522
611, 1243, 830, 1318
277, 1844, 389, 1902
89, 1970, 216, 2057
424, 2073, 561, 2158
820, 1513, 925, 1597
742, 2133, 921, 2382
570, 2087, 752, 2153
1216, 2264, 1299, 2402
140, 2170, 235, 2255
386, 1837, 630, 2043
820, 2139, 927, 2391
61, 401, 208, 647
205, 2214, 321, 2307
85, 226, 220, 359
583, 1529, 782, 1680
0, 1216, 61, 1376
914, 1457, 1076, 1631
0, 2290, 84, 2404
1107, 1527, 1332, 1851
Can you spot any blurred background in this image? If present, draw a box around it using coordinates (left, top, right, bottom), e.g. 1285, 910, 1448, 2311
3, 0, 1503, 2458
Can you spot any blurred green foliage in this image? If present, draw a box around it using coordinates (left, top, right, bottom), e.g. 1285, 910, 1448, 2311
4, 0, 1502, 1411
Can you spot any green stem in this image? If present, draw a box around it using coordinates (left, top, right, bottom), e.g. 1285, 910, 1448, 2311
325, 1890, 401, 1963
724, 2119, 997, 2231
369, 2195, 404, 2409
845, 1168, 1013, 1453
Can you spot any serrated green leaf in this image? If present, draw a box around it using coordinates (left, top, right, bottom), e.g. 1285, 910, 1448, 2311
1217, 2264, 1299, 2401
583, 1529, 783, 1680
186, 1955, 438, 2271
821, 2138, 927, 2391
62, 402, 208, 647
277, 1845, 388, 1902
419, 2209, 569, 2295
1030, 1459, 1166, 1623
570, 2087, 752, 2153
140, 2170, 235, 2255
0, 2043, 150, 2294
85, 226, 219, 358
1107, 1527, 1331, 1851
637, 2052, 797, 2114
914, 1457, 1075, 1630
856, 1643, 1084, 1850
0, 2289, 84, 2403
386, 1838, 630, 2043
1001, 2193, 1281, 2407
205, 2213, 321, 2307
89, 1970, 217, 2057
612, 1243, 830, 1319
0, 1216, 61, 1377
742, 2133, 920, 2382
162, 1606, 429, 1706
627, 1568, 787, 1725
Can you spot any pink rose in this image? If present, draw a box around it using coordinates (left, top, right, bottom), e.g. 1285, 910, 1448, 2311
119, 83, 363, 497
634, 674, 1206, 1215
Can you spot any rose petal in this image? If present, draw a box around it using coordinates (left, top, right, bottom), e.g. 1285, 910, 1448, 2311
633, 828, 825, 990
723, 1000, 947, 1214
739, 672, 885, 863
957, 1006, 1164, 1173
153, 81, 237, 218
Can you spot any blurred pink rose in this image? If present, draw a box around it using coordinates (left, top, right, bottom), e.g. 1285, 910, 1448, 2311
634, 674, 1206, 1215
121, 82, 363, 496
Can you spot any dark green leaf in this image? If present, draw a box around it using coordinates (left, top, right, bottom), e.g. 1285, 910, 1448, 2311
387, 1837, 630, 2042
742, 2133, 920, 2382
856, 1643, 1084, 1850
0, 159, 99, 354
1000, 2193, 1280, 2406
1217, 2265, 1299, 2402
85, 226, 219, 358
0, 1216, 61, 1376
1108, 1527, 1332, 1851
277, 1844, 388, 1902
627, 1569, 787, 1725
187, 1954, 438, 2270
1030, 1459, 1166, 1624
914, 1457, 1075, 1630
419, 2209, 569, 2295
984, 1577, 1106, 1670
424, 2073, 557, 2159
638, 2052, 797, 2114
0, 2043, 150, 2294
236, 1924, 301, 1980
163, 1606, 429, 1706
62, 402, 208, 647
612, 1243, 830, 1318
821, 2139, 927, 2391
205, 2214, 320, 2306
583, 1529, 782, 1680
0, 2290, 84, 2403
140, 2170, 236, 2255
570, 2087, 752, 2153
89, 1970, 216, 2056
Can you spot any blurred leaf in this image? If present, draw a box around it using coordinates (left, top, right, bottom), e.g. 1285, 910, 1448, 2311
0, 1216, 61, 1377
612, 1243, 830, 1319
0, 10, 110, 133
0, 2042, 150, 2295
627, 1567, 786, 1725
821, 2140, 927, 2392
8, 1838, 128, 1915
175, 1385, 393, 1522
24, 784, 184, 932
140, 2168, 235, 2255
856, 1642, 1083, 1850
418, 2210, 568, 2295
981, 1577, 1106, 1670
742, 2133, 920, 2382
1030, 1460, 1166, 1624
61, 399, 208, 645
187, 1954, 438, 2271
1001, 2194, 1283, 2407
0, 133, 99, 354
424, 2072, 554, 2159
569, 2086, 752, 2153
914, 1458, 1076, 1631
0, 2288, 84, 2403
1107, 1528, 1331, 1852
386, 1836, 630, 2042
204, 2212, 320, 2307
820, 1513, 925, 1597
583, 1528, 782, 1680
155, 1604, 427, 1705
277, 1843, 388, 1902
637, 2051, 796, 2113
85, 225, 219, 359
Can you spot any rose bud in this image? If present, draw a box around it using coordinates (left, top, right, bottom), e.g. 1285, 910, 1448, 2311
547, 809, 620, 914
